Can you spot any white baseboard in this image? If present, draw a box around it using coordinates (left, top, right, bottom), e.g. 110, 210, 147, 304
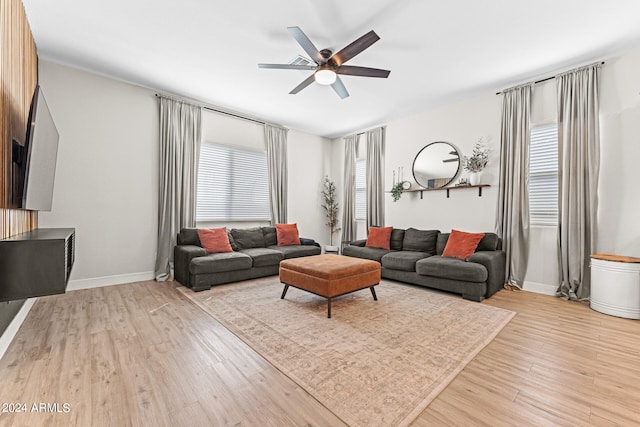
523, 280, 557, 296
67, 271, 155, 291
0, 298, 36, 361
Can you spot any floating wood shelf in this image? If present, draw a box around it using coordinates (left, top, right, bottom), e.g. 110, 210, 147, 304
400, 184, 491, 199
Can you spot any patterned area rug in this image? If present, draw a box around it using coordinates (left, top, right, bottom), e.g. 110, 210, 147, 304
178, 277, 514, 427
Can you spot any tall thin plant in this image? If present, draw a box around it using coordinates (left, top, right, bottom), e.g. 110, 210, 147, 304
321, 176, 340, 245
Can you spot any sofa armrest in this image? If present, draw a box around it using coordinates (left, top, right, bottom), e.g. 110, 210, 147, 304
468, 250, 506, 298
174, 245, 207, 287
349, 239, 367, 247
299, 237, 320, 247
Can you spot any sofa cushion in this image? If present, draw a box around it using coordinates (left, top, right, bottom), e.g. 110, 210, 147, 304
381, 251, 431, 272
276, 223, 301, 246
366, 226, 393, 250
231, 227, 266, 249
442, 229, 485, 261
268, 244, 321, 259
342, 245, 391, 262
437, 232, 500, 254
390, 228, 405, 251
189, 252, 252, 275
416, 255, 488, 283
262, 226, 278, 247
402, 228, 439, 254
238, 248, 284, 267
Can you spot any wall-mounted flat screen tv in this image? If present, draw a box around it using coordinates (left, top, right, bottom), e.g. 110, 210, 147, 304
13, 85, 59, 211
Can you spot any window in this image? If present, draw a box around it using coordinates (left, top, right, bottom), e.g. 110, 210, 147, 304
196, 143, 270, 222
355, 159, 366, 220
529, 124, 558, 225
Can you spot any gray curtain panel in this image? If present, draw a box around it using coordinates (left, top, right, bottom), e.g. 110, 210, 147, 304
155, 97, 202, 281
556, 64, 601, 300
366, 127, 386, 230
341, 135, 358, 243
265, 124, 288, 224
495, 85, 532, 288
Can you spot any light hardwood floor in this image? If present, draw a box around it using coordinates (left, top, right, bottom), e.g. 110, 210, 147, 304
0, 280, 638, 426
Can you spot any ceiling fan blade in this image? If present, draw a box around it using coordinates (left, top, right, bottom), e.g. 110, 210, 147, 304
336, 65, 390, 78
258, 63, 317, 71
331, 30, 380, 66
331, 76, 349, 99
287, 26, 325, 64
289, 74, 316, 94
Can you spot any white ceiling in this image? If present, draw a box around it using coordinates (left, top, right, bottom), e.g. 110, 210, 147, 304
22, 0, 640, 139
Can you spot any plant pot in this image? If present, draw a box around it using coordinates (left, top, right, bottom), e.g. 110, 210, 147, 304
469, 172, 482, 186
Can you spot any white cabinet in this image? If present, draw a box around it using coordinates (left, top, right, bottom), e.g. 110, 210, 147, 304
590, 254, 640, 319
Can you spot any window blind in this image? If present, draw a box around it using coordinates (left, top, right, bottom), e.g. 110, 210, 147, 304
355, 159, 366, 220
196, 143, 271, 222
529, 123, 558, 225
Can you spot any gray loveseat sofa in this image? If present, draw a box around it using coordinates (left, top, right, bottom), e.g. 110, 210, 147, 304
174, 226, 321, 291
342, 228, 505, 301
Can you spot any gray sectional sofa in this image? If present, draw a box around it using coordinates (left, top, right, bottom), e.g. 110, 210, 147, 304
174, 226, 321, 291
342, 228, 505, 301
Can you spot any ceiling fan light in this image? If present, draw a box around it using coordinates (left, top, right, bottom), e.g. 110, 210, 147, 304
315, 69, 337, 85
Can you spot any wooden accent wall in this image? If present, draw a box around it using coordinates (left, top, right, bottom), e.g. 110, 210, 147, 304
0, 0, 38, 239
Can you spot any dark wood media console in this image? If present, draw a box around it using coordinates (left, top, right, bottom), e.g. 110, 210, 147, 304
0, 228, 75, 302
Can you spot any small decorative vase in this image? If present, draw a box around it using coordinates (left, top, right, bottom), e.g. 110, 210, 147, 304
469, 171, 482, 186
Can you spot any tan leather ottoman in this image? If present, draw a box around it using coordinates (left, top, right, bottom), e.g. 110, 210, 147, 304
279, 254, 381, 318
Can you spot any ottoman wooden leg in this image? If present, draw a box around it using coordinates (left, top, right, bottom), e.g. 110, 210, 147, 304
370, 286, 378, 301
327, 298, 332, 318
280, 284, 289, 299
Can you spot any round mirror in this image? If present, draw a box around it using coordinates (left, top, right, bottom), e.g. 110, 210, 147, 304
412, 142, 461, 189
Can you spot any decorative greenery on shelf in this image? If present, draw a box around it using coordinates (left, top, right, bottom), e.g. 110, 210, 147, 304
463, 137, 489, 173
321, 176, 340, 245
391, 182, 404, 202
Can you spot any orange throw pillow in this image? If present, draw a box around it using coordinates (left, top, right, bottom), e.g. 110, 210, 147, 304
442, 229, 485, 261
197, 227, 233, 253
276, 223, 301, 246
366, 226, 393, 250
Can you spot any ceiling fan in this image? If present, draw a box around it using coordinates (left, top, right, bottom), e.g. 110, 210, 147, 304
258, 26, 390, 99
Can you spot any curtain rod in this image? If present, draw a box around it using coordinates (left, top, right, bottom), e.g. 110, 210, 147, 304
155, 93, 269, 126
495, 61, 605, 95
349, 125, 387, 139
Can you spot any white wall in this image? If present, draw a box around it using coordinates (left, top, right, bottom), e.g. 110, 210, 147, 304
385, 94, 501, 232
36, 45, 640, 292
38, 60, 159, 289
330, 45, 640, 294
37, 60, 334, 289
331, 94, 501, 245
598, 49, 640, 257
287, 130, 332, 245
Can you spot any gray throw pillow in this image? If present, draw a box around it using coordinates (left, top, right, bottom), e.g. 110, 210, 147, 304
477, 233, 499, 251
436, 233, 449, 255
262, 226, 278, 247
179, 228, 201, 246
390, 228, 406, 251
230, 227, 266, 249
227, 231, 239, 251
402, 228, 439, 254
